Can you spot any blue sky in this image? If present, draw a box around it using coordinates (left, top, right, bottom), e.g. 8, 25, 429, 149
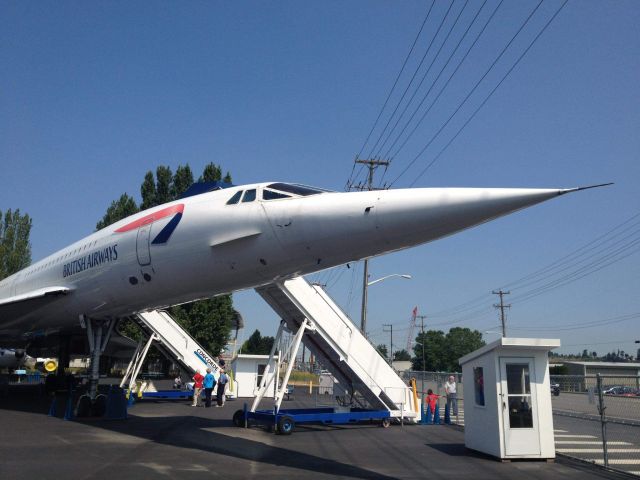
1, 1, 638, 357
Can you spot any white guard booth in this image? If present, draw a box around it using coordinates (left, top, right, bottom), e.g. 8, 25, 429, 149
232, 354, 278, 398
459, 337, 560, 460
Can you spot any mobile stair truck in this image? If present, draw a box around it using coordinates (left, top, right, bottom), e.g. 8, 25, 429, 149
233, 276, 421, 434
120, 309, 228, 401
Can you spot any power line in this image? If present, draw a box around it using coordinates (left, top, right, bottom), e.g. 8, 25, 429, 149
373, 0, 471, 160
347, 1, 435, 190
427, 210, 640, 323
364, 0, 456, 163
508, 312, 640, 332
406, 0, 568, 187
382, 0, 502, 166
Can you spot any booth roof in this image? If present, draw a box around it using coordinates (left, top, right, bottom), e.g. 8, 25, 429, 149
459, 337, 561, 365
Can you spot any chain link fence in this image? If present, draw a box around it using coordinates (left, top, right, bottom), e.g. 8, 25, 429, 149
551, 374, 640, 476
401, 371, 465, 425
401, 371, 640, 476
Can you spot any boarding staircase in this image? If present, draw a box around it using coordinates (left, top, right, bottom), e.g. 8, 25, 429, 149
256, 276, 421, 421
120, 310, 224, 394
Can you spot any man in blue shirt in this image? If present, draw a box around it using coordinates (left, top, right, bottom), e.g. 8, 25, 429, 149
203, 367, 216, 408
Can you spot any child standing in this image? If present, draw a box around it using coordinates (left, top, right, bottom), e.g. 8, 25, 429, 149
425, 389, 440, 421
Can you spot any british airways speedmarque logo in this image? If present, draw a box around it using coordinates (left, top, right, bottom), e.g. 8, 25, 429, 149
115, 204, 184, 244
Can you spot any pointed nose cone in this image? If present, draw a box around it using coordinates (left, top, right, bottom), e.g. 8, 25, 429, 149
371, 187, 572, 255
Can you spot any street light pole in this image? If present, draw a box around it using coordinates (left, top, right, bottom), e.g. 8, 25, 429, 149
360, 260, 369, 334
360, 274, 412, 335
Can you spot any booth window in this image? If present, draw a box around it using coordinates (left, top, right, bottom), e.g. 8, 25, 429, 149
505, 363, 533, 428
474, 367, 485, 406
256, 364, 267, 388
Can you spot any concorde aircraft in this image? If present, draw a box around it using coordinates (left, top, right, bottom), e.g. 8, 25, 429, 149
0, 181, 607, 389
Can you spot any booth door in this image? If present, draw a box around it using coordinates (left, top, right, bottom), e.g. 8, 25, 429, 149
499, 357, 540, 456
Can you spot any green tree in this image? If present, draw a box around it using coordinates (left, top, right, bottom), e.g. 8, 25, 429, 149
376, 344, 388, 360
412, 327, 485, 372
412, 330, 446, 371
241, 329, 275, 355
154, 165, 173, 206
393, 349, 411, 361
96, 193, 139, 230
199, 162, 231, 183
0, 209, 32, 279
171, 164, 194, 199
170, 295, 234, 356
140, 172, 157, 210
443, 327, 485, 371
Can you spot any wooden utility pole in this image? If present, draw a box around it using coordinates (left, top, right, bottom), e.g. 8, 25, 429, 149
492, 290, 511, 337
383, 324, 393, 364
356, 158, 390, 335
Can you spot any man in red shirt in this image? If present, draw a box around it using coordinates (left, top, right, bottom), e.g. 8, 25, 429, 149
192, 370, 204, 407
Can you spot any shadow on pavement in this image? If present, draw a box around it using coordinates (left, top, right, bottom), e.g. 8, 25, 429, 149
85, 413, 399, 480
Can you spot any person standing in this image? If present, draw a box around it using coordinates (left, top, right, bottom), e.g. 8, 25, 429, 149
216, 369, 228, 407
192, 370, 204, 407
425, 388, 440, 422
445, 375, 458, 416
203, 368, 216, 408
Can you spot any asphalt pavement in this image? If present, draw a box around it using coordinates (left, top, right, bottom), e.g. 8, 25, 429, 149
0, 385, 628, 480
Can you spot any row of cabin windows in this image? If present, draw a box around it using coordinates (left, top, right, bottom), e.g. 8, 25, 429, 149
25, 239, 100, 276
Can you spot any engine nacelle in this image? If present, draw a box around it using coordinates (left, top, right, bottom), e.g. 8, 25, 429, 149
43, 359, 58, 373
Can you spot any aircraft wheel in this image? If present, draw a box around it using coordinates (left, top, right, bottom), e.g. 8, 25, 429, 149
381, 418, 391, 428
232, 409, 245, 427
277, 415, 295, 435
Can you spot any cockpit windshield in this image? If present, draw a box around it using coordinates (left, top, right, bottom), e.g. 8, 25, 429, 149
266, 183, 331, 197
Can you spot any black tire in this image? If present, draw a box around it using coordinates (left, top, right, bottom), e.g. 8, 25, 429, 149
381, 418, 391, 428
92, 394, 107, 417
76, 394, 92, 417
232, 409, 245, 428
277, 415, 295, 435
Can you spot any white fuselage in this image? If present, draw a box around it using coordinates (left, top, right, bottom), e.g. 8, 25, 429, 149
0, 181, 573, 338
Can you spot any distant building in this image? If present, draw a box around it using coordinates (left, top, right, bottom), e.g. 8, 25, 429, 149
561, 361, 640, 377
392, 360, 412, 373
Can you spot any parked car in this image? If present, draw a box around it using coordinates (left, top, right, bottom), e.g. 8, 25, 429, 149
550, 383, 560, 396
603, 386, 635, 396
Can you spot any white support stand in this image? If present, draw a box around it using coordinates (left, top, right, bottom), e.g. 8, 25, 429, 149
250, 321, 286, 412
120, 334, 157, 394
274, 319, 309, 413
251, 319, 313, 414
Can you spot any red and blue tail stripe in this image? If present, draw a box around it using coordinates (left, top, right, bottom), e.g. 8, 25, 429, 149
115, 204, 184, 244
